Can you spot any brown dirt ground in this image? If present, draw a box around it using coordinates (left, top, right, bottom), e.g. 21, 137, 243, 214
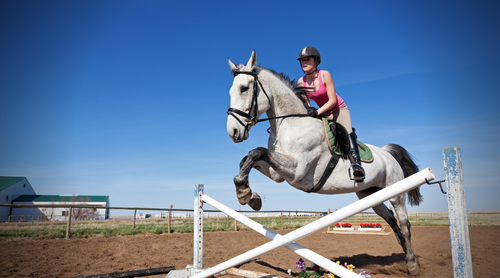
0, 226, 498, 278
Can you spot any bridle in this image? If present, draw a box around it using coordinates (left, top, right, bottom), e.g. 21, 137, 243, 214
227, 69, 308, 133
227, 70, 269, 132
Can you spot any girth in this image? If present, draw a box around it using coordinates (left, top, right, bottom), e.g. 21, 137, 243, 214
305, 120, 350, 193
305, 153, 342, 193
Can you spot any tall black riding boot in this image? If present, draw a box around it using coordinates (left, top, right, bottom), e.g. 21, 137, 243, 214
348, 133, 366, 181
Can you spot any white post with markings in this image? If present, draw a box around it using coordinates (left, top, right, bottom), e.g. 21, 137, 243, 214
443, 147, 473, 278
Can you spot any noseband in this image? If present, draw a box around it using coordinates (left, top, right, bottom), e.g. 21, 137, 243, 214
227, 69, 308, 132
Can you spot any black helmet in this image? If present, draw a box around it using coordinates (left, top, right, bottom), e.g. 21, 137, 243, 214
297, 46, 321, 65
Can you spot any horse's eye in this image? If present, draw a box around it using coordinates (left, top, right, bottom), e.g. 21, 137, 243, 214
240, 86, 249, 93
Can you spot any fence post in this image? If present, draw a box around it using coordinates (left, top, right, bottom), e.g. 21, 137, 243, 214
280, 211, 283, 230
443, 146, 473, 278
194, 184, 204, 268
133, 209, 137, 229
327, 209, 330, 232
66, 207, 72, 239
168, 209, 171, 234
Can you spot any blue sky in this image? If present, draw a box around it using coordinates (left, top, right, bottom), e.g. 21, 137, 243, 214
1, 1, 499, 216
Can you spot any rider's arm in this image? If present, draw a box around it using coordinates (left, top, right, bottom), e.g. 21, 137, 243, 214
317, 70, 337, 115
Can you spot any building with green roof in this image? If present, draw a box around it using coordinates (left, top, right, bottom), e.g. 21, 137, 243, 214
12, 195, 110, 221
0, 177, 37, 221
1, 176, 110, 222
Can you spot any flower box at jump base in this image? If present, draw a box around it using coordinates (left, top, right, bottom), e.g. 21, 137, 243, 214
328, 222, 391, 235
358, 223, 383, 231
332, 223, 354, 231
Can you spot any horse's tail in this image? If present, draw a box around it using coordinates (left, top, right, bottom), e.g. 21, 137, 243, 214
382, 143, 423, 206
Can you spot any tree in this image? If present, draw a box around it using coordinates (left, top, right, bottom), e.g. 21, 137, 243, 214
69, 197, 100, 221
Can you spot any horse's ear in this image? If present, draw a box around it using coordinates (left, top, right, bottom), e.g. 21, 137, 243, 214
228, 58, 237, 74
246, 49, 257, 71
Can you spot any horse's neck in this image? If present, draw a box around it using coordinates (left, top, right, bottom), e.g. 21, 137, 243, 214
259, 71, 306, 133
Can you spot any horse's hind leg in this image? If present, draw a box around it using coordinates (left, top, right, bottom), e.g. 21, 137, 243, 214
389, 194, 418, 276
356, 189, 418, 276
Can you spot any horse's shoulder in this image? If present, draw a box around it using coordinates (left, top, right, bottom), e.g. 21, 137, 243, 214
277, 119, 327, 147
282, 118, 323, 133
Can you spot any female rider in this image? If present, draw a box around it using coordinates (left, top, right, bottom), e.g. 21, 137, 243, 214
296, 46, 365, 181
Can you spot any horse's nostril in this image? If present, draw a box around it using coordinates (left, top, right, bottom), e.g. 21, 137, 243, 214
233, 129, 239, 138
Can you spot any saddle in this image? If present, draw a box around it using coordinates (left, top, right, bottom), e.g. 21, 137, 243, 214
322, 118, 373, 163
306, 119, 374, 193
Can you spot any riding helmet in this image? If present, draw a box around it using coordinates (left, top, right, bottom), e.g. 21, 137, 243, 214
297, 46, 321, 65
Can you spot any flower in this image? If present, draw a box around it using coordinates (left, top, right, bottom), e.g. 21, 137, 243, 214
293, 259, 325, 278
344, 262, 355, 272
295, 258, 305, 271
294, 259, 310, 278
359, 268, 371, 277
360, 223, 382, 228
330, 261, 357, 278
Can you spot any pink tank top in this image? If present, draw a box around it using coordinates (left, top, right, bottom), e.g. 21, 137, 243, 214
304, 70, 345, 114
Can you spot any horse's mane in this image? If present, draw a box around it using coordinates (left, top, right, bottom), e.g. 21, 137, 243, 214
230, 63, 309, 108
256, 65, 309, 108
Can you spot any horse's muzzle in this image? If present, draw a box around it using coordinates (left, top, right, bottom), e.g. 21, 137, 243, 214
229, 127, 247, 143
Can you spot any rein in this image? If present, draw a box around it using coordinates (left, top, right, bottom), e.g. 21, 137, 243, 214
227, 70, 309, 132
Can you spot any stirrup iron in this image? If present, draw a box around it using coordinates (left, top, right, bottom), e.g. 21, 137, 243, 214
348, 163, 365, 181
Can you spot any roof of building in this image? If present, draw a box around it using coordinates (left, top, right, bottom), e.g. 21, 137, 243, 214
13, 195, 109, 203
0, 176, 26, 191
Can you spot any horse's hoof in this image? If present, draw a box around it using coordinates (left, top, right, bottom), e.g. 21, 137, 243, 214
407, 263, 419, 276
248, 192, 262, 211
236, 188, 252, 205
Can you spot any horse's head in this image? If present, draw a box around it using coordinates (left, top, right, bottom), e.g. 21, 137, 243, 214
227, 50, 270, 143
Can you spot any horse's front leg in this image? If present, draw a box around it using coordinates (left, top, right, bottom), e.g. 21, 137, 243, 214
234, 148, 265, 210
234, 147, 298, 211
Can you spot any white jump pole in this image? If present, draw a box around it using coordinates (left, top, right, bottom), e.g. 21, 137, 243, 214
201, 195, 360, 278
191, 167, 435, 278
443, 147, 473, 278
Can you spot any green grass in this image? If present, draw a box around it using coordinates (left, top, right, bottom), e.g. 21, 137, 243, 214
0, 216, 322, 239
1, 213, 498, 240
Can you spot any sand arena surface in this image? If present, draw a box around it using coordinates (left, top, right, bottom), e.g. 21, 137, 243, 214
0, 226, 498, 278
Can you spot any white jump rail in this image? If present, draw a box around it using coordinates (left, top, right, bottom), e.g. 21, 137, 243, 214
189, 167, 435, 278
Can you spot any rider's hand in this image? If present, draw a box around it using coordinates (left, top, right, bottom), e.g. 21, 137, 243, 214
307, 107, 319, 118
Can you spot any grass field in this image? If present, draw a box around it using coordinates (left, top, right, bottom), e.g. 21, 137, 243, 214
1, 211, 498, 240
